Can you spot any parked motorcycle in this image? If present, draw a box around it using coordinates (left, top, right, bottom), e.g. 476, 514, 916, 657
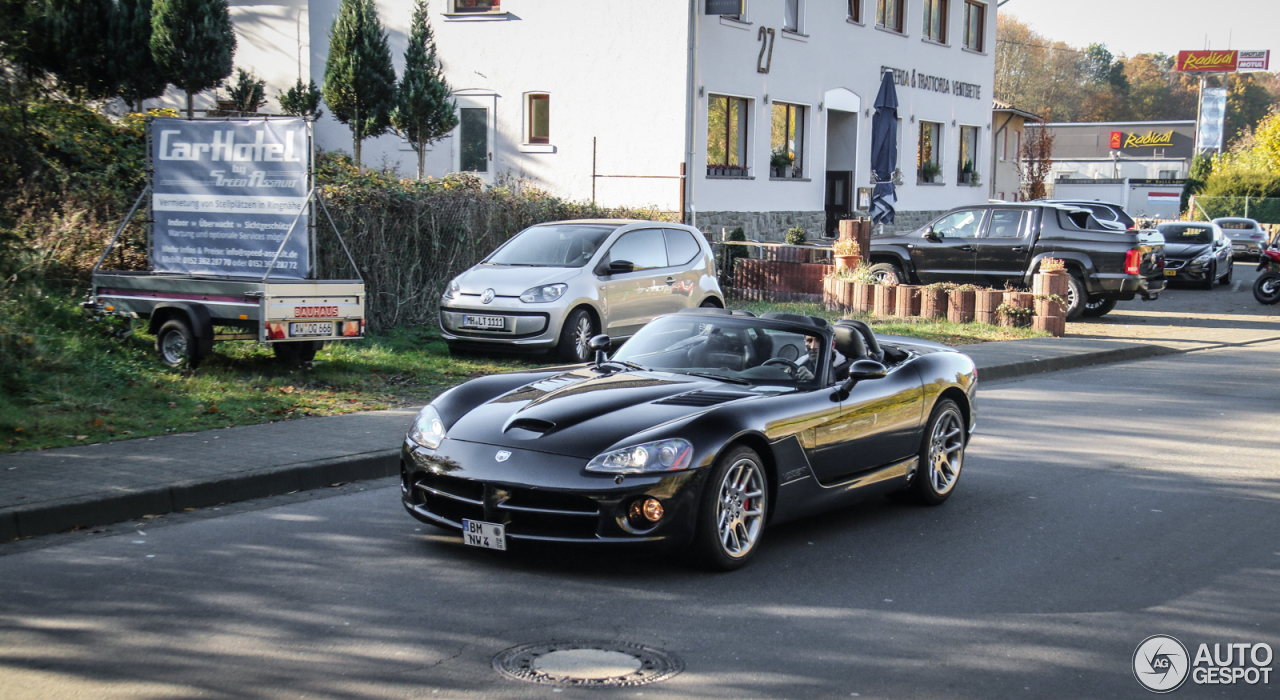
1254, 247, 1280, 304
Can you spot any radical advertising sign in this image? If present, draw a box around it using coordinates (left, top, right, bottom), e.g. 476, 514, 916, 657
1175, 50, 1238, 72
150, 118, 311, 279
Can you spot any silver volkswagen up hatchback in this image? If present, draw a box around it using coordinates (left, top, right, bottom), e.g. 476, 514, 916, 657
440, 220, 724, 362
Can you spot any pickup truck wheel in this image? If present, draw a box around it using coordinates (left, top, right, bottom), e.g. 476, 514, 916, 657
1081, 297, 1117, 317
1064, 273, 1088, 320
156, 319, 201, 368
868, 262, 904, 285
274, 341, 321, 365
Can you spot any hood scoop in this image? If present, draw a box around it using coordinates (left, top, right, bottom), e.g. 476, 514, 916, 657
504, 417, 557, 434
654, 390, 753, 407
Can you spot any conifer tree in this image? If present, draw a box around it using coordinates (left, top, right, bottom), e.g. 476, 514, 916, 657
323, 0, 397, 168
151, 0, 236, 118
39, 0, 118, 101
113, 0, 167, 112
392, 0, 457, 179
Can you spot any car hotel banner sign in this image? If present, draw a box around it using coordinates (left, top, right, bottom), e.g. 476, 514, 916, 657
1176, 50, 1238, 72
150, 118, 310, 279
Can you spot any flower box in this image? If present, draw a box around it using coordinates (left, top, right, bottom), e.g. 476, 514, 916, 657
999, 292, 1034, 328
873, 284, 897, 316
851, 282, 874, 314
1032, 269, 1068, 298
947, 289, 976, 324
974, 289, 1004, 325
1034, 315, 1066, 337
920, 287, 948, 320
895, 285, 921, 317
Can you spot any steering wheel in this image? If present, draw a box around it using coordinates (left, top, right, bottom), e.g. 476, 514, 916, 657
761, 357, 801, 376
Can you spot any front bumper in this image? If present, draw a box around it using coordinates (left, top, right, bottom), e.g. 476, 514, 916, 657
438, 295, 563, 349
400, 439, 703, 548
1161, 260, 1212, 282
1231, 242, 1263, 256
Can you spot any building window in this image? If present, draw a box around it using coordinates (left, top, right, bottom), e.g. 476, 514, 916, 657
918, 121, 943, 183
848, 0, 861, 22
771, 102, 806, 178
460, 107, 488, 172
963, 0, 985, 51
707, 95, 749, 177
1159, 169, 1178, 179
783, 0, 801, 32
451, 0, 500, 13
527, 94, 549, 144
877, 0, 903, 33
958, 125, 979, 184
923, 0, 947, 43
720, 0, 746, 21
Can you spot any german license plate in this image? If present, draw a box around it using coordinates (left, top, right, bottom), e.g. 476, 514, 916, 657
1164, 269, 1177, 277
290, 321, 333, 336
461, 519, 506, 551
462, 315, 505, 330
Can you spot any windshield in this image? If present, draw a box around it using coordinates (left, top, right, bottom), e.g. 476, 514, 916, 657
487, 224, 618, 267
1157, 224, 1213, 244
612, 315, 826, 387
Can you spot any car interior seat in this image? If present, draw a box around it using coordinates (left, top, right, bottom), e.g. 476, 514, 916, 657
834, 319, 883, 363
831, 324, 869, 380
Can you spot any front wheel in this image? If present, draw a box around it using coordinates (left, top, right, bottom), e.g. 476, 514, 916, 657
690, 445, 769, 571
1081, 297, 1117, 317
867, 262, 904, 285
905, 399, 967, 506
1201, 263, 1216, 290
155, 318, 201, 368
556, 308, 597, 363
1220, 262, 1233, 285
1254, 272, 1280, 304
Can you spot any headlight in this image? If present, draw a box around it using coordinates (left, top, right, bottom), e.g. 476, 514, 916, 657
519, 283, 567, 303
1191, 254, 1211, 265
443, 279, 461, 300
585, 438, 693, 474
409, 405, 446, 449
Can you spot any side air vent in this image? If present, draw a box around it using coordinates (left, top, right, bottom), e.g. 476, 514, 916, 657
654, 391, 752, 407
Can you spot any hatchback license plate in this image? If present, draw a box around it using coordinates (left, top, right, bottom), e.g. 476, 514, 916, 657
1164, 269, 1177, 277
461, 519, 506, 551
463, 315, 505, 330
290, 322, 333, 336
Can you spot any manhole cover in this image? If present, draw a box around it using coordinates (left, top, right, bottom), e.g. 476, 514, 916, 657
493, 641, 683, 687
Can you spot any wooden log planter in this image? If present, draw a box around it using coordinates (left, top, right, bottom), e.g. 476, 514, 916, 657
873, 284, 897, 316
974, 289, 1004, 325
1031, 269, 1068, 337
947, 288, 976, 324
851, 282, 874, 314
999, 291, 1034, 328
920, 287, 948, 320
894, 285, 921, 317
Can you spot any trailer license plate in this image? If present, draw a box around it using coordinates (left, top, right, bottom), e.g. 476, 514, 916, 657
461, 520, 506, 551
289, 322, 333, 337
462, 315, 505, 330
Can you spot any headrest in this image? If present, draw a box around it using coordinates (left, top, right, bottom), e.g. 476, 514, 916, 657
834, 319, 883, 362
833, 324, 868, 361
760, 312, 822, 327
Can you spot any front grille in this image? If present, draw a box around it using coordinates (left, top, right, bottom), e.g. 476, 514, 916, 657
654, 390, 752, 407
1164, 259, 1186, 270
411, 472, 602, 540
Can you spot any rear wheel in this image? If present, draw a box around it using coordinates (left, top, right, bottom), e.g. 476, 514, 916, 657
868, 262, 904, 285
556, 308, 597, 363
1254, 273, 1280, 304
1081, 297, 1117, 317
690, 445, 769, 571
905, 399, 967, 506
155, 318, 201, 368
1064, 273, 1088, 320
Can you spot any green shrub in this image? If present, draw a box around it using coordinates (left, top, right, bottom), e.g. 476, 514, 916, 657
784, 226, 806, 245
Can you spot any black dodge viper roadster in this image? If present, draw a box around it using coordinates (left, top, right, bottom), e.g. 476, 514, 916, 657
401, 308, 977, 570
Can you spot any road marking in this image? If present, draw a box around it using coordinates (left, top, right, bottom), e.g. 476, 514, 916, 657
1233, 281, 1242, 292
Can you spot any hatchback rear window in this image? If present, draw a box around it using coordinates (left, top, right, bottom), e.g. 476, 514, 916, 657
1217, 220, 1255, 230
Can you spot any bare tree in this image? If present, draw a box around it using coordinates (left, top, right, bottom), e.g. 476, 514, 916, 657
1016, 124, 1055, 201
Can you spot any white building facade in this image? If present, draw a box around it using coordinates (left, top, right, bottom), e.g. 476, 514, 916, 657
204, 0, 996, 239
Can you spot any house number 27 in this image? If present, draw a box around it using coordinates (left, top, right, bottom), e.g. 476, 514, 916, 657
757, 26, 775, 73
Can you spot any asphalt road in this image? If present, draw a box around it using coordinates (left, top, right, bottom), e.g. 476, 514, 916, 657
2, 344, 1278, 700
1115, 258, 1271, 316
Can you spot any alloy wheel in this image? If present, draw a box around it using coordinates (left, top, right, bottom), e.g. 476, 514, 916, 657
160, 331, 188, 365
927, 407, 965, 495
716, 458, 766, 558
573, 316, 594, 361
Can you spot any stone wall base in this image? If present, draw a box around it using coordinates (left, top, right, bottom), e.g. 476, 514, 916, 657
698, 209, 946, 241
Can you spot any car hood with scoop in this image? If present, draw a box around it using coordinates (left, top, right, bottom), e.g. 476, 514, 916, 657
444, 368, 760, 459
454, 264, 582, 296
1162, 242, 1210, 260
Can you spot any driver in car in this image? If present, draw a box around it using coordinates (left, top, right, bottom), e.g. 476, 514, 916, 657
795, 334, 842, 382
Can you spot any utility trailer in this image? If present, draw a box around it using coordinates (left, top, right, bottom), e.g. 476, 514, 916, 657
82, 116, 365, 367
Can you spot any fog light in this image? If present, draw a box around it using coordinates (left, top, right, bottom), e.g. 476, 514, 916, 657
630, 498, 664, 525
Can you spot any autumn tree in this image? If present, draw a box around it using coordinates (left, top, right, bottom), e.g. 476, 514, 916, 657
1016, 125, 1055, 201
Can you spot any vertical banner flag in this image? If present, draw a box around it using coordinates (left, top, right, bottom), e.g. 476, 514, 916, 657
150, 118, 310, 279
1197, 88, 1228, 151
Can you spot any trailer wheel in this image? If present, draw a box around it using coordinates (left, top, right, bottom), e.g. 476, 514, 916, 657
274, 341, 322, 365
156, 319, 201, 368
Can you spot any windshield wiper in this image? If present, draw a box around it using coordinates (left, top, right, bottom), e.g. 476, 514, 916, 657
682, 371, 751, 385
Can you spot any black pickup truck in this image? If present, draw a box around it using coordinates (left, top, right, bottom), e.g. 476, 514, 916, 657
867, 203, 1165, 318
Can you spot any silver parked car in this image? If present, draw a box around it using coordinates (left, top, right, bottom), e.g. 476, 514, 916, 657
1214, 217, 1269, 258
440, 220, 724, 362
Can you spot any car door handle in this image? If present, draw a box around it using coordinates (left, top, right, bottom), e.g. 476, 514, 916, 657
959, 245, 975, 252
665, 277, 676, 285
1011, 246, 1026, 252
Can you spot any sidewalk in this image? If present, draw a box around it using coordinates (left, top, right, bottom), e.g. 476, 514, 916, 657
4, 327, 1277, 542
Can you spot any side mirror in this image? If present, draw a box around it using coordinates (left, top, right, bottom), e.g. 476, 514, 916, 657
833, 359, 888, 399
608, 260, 635, 274
589, 334, 611, 368
924, 227, 941, 241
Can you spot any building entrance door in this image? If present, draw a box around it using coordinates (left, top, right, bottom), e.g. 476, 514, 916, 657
825, 171, 852, 237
